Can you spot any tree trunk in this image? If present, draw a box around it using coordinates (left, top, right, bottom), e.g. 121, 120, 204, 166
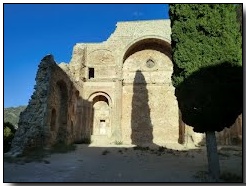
178, 109, 185, 144
205, 131, 220, 182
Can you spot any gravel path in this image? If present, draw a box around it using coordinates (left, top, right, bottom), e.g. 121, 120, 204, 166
4, 144, 242, 182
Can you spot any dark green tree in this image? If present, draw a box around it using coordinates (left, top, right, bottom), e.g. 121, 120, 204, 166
169, 4, 242, 181
4, 122, 16, 153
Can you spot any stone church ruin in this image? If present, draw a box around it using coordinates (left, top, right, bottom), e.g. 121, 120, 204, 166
8, 20, 242, 156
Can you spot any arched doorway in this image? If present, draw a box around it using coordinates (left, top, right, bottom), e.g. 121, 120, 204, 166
88, 92, 112, 138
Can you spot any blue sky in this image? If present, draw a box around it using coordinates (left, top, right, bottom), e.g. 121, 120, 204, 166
4, 4, 169, 108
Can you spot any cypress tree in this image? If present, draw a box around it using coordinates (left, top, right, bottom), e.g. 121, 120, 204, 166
169, 4, 242, 181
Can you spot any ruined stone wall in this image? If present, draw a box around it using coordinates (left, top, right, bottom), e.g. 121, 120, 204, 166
74, 20, 180, 146
67, 44, 86, 82
45, 56, 83, 146
107, 20, 171, 45
9, 55, 53, 156
8, 55, 84, 156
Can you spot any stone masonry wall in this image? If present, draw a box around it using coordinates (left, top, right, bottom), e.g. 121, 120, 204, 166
121, 48, 179, 145
45, 56, 83, 146
77, 20, 177, 146
8, 55, 83, 156
8, 55, 53, 156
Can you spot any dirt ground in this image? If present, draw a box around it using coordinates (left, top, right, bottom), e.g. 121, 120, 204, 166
4, 144, 242, 182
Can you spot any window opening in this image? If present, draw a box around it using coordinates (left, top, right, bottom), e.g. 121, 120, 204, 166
146, 59, 155, 68
89, 68, 94, 79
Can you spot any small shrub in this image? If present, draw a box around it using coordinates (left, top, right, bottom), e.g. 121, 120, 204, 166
114, 141, 123, 145
158, 146, 167, 152
133, 146, 149, 151
102, 150, 110, 155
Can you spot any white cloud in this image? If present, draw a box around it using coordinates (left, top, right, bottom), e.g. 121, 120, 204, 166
133, 11, 144, 17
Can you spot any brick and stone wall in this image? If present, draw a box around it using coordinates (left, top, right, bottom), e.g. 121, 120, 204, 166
45, 55, 83, 146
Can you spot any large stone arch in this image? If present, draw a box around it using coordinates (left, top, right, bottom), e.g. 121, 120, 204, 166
120, 37, 179, 145
88, 91, 112, 105
123, 36, 171, 63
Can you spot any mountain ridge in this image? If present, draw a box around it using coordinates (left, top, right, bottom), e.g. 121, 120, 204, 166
4, 105, 27, 128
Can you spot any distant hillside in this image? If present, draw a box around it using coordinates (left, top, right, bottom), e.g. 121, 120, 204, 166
4, 106, 26, 128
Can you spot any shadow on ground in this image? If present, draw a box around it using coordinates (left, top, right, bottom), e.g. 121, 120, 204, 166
4, 143, 242, 183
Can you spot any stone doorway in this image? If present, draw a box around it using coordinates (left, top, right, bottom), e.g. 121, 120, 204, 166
91, 95, 111, 137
